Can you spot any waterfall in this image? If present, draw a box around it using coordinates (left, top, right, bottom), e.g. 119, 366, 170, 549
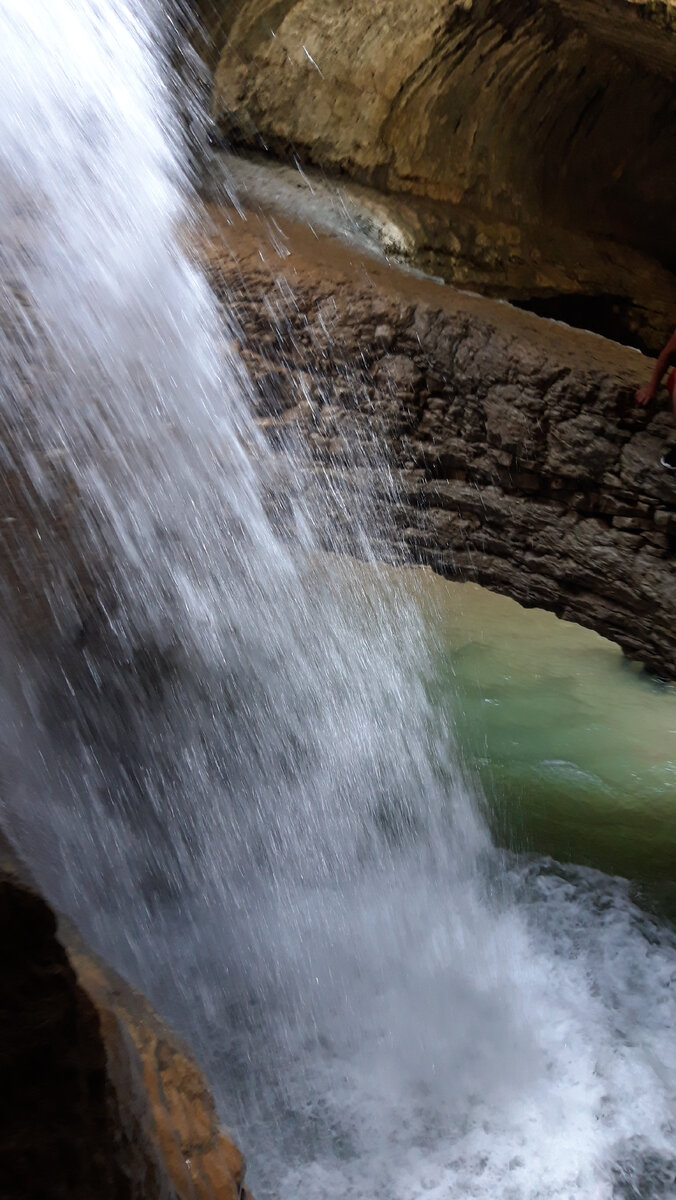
0, 3, 674, 1198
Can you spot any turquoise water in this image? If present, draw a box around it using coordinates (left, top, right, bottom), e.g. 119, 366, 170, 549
423, 575, 676, 887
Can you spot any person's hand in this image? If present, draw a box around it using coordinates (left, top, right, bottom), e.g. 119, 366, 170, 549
635, 385, 655, 407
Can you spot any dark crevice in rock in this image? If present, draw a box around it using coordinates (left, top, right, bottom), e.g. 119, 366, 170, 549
511, 294, 648, 353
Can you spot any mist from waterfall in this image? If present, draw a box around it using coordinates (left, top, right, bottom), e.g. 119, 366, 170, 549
0, 3, 674, 1199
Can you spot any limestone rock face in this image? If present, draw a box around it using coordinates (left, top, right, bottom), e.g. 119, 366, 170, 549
201, 209, 676, 679
0, 847, 248, 1200
209, 0, 676, 352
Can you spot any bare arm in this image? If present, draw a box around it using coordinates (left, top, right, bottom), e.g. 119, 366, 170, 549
636, 330, 676, 405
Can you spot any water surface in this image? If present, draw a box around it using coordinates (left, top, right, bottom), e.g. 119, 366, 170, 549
384, 566, 676, 886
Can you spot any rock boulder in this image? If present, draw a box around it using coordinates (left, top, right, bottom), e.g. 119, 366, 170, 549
0, 843, 249, 1200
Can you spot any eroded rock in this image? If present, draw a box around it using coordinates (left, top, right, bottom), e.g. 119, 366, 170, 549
206, 0, 676, 352
200, 208, 676, 678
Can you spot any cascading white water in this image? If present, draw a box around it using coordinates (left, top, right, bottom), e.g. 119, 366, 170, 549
0, 3, 674, 1199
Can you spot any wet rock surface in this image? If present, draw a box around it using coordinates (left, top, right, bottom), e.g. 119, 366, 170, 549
201, 207, 675, 678
206, 0, 676, 353
0, 842, 249, 1200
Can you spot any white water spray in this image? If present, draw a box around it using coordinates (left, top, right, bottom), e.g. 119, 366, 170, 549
0, 3, 674, 1199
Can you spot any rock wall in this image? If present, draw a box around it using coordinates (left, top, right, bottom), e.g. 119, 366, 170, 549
206, 0, 676, 352
201, 208, 675, 678
0, 843, 249, 1200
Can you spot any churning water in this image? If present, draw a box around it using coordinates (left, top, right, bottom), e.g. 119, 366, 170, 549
0, 2, 674, 1198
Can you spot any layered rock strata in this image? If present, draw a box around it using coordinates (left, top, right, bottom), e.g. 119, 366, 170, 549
0, 843, 248, 1200
206, 0, 676, 352
201, 207, 675, 678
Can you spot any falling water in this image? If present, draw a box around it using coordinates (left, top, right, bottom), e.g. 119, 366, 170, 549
0, 2, 674, 1198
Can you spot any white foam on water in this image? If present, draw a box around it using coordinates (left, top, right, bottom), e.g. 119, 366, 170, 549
177, 858, 672, 1200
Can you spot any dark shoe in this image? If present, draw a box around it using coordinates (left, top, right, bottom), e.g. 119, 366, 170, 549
660, 446, 676, 470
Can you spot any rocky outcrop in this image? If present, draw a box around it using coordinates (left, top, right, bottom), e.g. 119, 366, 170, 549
0, 843, 248, 1200
201, 207, 675, 678
207, 0, 676, 352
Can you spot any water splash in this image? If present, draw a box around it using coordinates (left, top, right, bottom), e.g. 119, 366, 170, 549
0, 0, 480, 1029
0, 3, 674, 1200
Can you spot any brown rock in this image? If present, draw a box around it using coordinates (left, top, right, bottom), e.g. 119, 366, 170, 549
209, 0, 676, 352
0, 845, 249, 1200
198, 207, 676, 678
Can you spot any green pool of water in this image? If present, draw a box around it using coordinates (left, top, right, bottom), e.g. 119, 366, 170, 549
419, 575, 676, 885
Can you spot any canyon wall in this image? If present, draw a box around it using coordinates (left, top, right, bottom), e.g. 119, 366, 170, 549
1, 201, 672, 674
202, 209, 675, 678
205, 0, 676, 352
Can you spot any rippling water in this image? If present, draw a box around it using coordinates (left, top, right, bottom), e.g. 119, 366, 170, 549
412, 572, 676, 885
0, 3, 674, 1199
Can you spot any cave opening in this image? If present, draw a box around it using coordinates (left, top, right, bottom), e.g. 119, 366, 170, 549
511, 292, 649, 352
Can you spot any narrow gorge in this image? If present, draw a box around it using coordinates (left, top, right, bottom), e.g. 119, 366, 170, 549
0, 2, 674, 1200
197, 0, 676, 676
205, 0, 676, 352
